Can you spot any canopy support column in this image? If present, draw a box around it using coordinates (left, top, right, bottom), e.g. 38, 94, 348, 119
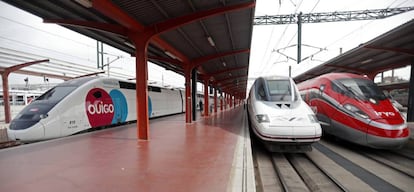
214, 88, 217, 113
203, 79, 209, 117
131, 35, 151, 140
1, 73, 11, 123
184, 66, 192, 123
192, 68, 197, 121
407, 62, 414, 122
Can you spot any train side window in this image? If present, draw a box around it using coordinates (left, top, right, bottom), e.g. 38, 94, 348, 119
148, 86, 161, 92
256, 83, 266, 101
119, 81, 136, 90
331, 82, 342, 94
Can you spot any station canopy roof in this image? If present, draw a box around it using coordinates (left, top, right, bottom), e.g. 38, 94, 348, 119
3, 0, 255, 96
294, 19, 414, 83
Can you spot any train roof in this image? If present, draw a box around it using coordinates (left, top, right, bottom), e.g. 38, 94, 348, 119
57, 76, 185, 91
297, 72, 370, 89
256, 76, 291, 81
57, 76, 99, 87
316, 73, 369, 81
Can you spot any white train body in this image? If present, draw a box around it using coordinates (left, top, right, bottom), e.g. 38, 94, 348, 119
247, 76, 321, 152
7, 77, 185, 142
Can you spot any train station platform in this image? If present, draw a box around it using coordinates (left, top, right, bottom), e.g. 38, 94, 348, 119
0, 106, 255, 192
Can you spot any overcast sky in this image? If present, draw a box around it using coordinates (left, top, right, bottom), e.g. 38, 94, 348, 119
249, 0, 414, 88
0, 0, 413, 92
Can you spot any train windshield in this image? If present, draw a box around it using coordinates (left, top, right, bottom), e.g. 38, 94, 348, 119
337, 78, 387, 100
267, 80, 295, 101
10, 86, 78, 130
36, 86, 77, 102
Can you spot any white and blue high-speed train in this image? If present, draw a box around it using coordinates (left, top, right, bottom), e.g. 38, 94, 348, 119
7, 76, 186, 142
247, 76, 322, 152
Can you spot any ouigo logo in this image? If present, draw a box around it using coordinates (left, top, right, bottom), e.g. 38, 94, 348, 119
85, 88, 128, 127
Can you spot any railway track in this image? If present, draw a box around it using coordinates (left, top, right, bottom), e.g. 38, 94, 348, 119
253, 138, 414, 192
360, 149, 414, 179
272, 153, 346, 192
0, 140, 21, 149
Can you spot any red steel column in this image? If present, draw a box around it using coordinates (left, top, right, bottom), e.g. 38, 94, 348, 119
132, 35, 151, 140
230, 95, 233, 108
220, 93, 223, 111
222, 93, 225, 110
214, 88, 217, 113
203, 79, 209, 117
224, 93, 227, 110
1, 74, 11, 123
184, 66, 192, 123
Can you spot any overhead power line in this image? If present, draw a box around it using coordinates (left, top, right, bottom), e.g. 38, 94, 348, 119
254, 7, 414, 25
254, 6, 414, 66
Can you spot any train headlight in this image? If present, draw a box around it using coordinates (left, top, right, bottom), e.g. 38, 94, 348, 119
343, 104, 369, 119
40, 114, 48, 119
308, 114, 318, 123
255, 114, 270, 123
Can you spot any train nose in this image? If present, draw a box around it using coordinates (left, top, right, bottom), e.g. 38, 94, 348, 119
8, 122, 45, 142
366, 121, 410, 149
6, 128, 17, 141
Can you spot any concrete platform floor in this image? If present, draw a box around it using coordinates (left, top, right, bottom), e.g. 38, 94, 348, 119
0, 106, 254, 192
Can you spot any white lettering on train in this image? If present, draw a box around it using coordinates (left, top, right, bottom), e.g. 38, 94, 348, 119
374, 111, 395, 117
87, 101, 114, 115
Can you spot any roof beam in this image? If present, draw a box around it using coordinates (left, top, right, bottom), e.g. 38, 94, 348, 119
192, 49, 250, 69
220, 79, 247, 89
215, 75, 247, 84
207, 66, 248, 77
92, 0, 144, 31
92, 0, 189, 63
44, 19, 127, 36
5, 59, 50, 73
371, 60, 411, 74
325, 64, 366, 74
364, 45, 414, 56
154, 2, 255, 34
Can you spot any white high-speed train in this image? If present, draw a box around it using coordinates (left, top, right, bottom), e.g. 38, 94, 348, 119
7, 76, 186, 142
247, 76, 322, 152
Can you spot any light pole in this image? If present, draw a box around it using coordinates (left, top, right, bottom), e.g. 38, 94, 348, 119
103, 56, 122, 77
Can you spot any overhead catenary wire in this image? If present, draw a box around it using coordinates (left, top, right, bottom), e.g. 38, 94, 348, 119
257, 0, 304, 77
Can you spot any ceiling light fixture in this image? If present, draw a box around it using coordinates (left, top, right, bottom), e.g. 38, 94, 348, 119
222, 61, 226, 67
207, 36, 215, 47
74, 0, 92, 8
124, 41, 135, 48
165, 51, 177, 59
361, 59, 373, 64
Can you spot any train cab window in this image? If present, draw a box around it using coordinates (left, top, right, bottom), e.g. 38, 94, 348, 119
337, 78, 387, 100
267, 80, 292, 101
256, 84, 266, 101
36, 86, 77, 102
331, 82, 342, 94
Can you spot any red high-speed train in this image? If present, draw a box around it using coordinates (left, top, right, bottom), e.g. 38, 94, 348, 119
297, 73, 409, 149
